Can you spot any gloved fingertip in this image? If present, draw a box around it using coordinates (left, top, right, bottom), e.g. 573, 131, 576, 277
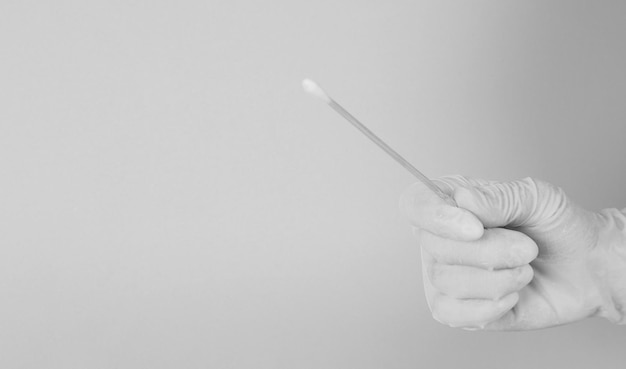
457, 208, 485, 241
459, 212, 484, 240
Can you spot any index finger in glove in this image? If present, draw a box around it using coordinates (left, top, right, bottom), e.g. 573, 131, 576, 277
400, 178, 485, 242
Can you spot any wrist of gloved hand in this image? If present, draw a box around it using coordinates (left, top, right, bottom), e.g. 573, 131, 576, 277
592, 208, 626, 324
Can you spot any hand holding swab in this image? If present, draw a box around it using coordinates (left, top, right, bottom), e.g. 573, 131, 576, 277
302, 78, 454, 204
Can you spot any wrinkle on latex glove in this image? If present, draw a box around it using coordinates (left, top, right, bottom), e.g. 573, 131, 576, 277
454, 178, 569, 230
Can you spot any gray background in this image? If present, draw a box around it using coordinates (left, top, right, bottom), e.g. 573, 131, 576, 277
1, 1, 625, 368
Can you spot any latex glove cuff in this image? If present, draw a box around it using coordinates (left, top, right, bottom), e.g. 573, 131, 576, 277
593, 208, 626, 324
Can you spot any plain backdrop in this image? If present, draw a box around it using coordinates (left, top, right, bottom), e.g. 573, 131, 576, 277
1, 1, 626, 368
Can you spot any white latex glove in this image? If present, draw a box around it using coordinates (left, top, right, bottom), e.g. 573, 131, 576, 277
401, 176, 626, 330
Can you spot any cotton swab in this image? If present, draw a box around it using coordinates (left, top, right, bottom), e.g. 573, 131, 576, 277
302, 78, 454, 204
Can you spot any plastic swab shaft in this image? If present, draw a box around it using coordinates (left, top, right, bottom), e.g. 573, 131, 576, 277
302, 78, 453, 203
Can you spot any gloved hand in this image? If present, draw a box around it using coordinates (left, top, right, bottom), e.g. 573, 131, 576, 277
400, 176, 626, 330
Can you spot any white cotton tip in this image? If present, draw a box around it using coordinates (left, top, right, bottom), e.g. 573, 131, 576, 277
302, 78, 331, 103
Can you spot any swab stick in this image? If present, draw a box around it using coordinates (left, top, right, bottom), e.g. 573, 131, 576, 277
302, 78, 453, 204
